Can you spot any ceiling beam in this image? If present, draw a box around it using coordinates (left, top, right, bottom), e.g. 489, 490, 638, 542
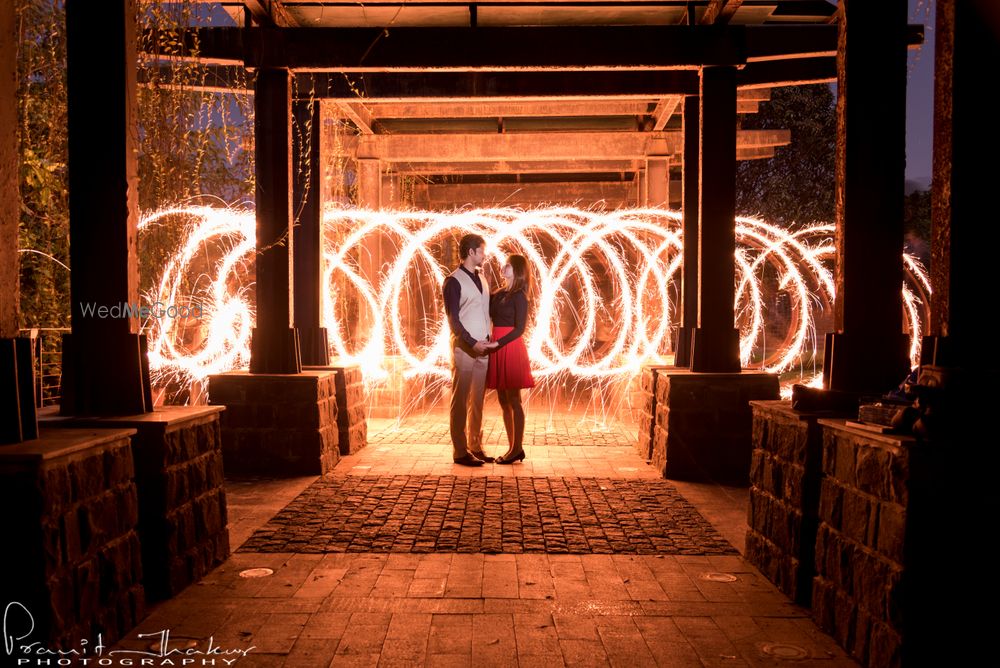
175, 25, 854, 71
737, 57, 836, 88
651, 97, 681, 131
418, 181, 637, 206
700, 0, 744, 26
144, 23, 922, 72
390, 159, 640, 175
304, 71, 701, 99
355, 129, 788, 162
135, 61, 822, 100
243, 1, 295, 28
351, 100, 654, 119
335, 101, 375, 134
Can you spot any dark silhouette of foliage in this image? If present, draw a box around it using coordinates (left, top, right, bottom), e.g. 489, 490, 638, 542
737, 85, 837, 227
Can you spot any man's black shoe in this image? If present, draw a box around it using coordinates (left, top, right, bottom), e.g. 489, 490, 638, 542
453, 454, 485, 467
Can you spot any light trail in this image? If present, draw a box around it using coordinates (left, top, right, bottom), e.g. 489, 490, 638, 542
138, 205, 929, 401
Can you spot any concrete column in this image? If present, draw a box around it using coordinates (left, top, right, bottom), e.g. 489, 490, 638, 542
292, 100, 329, 366
250, 67, 301, 374
0, 0, 37, 442
357, 158, 382, 209
690, 70, 741, 373
822, 0, 909, 393
924, 0, 997, 369
60, 0, 151, 415
646, 157, 670, 208
355, 158, 382, 346
674, 96, 699, 367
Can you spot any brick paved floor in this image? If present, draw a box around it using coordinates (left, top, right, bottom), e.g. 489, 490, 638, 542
239, 476, 737, 555
106, 413, 858, 667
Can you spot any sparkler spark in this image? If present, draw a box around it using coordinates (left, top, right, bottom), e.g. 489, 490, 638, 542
139, 206, 929, 401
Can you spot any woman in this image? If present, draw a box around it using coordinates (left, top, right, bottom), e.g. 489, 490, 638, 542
486, 254, 535, 464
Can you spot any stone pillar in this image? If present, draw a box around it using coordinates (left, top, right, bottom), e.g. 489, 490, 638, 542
813, 420, 918, 667
690, 67, 740, 373
60, 0, 151, 415
40, 407, 229, 601
674, 96, 699, 368
636, 365, 671, 460
925, 0, 997, 369
651, 369, 778, 482
292, 99, 330, 366
823, 0, 909, 393
250, 67, 301, 374
209, 370, 340, 475
0, 428, 145, 652
745, 401, 825, 606
0, 1, 37, 444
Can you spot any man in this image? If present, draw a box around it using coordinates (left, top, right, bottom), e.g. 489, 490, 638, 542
443, 233, 498, 466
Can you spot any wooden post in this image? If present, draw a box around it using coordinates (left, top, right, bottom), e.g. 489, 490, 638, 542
690, 69, 741, 373
250, 67, 301, 374
60, 0, 151, 415
823, 0, 909, 392
292, 99, 329, 366
0, 0, 37, 442
674, 96, 700, 367
924, 0, 996, 368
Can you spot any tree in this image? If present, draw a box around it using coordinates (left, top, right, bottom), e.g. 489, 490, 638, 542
736, 85, 837, 227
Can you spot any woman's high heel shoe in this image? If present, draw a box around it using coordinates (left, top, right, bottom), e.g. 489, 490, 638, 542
495, 450, 525, 465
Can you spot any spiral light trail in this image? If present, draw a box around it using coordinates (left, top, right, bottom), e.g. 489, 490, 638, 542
139, 206, 929, 400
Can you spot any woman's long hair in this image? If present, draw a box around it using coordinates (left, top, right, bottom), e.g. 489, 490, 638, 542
503, 254, 531, 300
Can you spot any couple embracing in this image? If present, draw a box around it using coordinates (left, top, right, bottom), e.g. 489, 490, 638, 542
443, 233, 535, 466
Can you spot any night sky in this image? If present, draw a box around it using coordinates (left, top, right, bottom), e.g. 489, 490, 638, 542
906, 0, 935, 190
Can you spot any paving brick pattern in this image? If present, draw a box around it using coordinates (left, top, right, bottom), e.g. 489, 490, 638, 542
240, 475, 736, 555
105, 413, 859, 666
368, 413, 638, 449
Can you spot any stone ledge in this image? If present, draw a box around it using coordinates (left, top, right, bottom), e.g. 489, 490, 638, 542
40, 405, 225, 430
0, 427, 138, 461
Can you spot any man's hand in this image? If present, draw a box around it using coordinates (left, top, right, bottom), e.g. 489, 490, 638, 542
473, 340, 490, 354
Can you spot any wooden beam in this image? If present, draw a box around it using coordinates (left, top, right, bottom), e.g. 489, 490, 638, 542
180, 25, 856, 71
390, 159, 639, 175
737, 57, 837, 88
700, 0, 744, 26
336, 101, 375, 134
144, 24, 923, 71
354, 129, 788, 163
305, 71, 701, 99
357, 100, 654, 118
736, 146, 777, 160
244, 1, 294, 28
419, 181, 637, 207
0, 0, 17, 338
651, 97, 681, 131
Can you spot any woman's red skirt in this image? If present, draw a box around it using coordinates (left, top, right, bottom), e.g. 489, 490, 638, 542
486, 326, 536, 389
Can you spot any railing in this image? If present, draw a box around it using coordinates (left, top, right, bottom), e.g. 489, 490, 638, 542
19, 328, 70, 408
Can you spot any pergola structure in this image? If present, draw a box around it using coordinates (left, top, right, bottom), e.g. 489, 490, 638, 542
134, 0, 923, 379
1, 1, 994, 662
